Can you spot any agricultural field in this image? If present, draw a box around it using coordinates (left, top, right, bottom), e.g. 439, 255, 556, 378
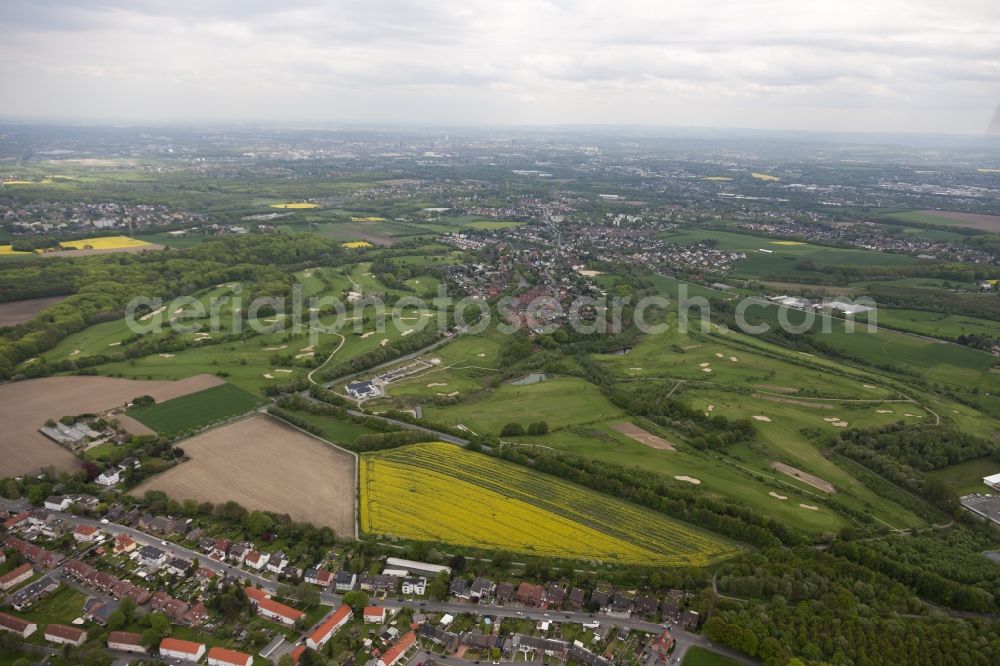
126, 382, 262, 436
422, 375, 624, 435
58, 235, 153, 250
882, 209, 1000, 232
135, 415, 357, 536
657, 228, 917, 279
0, 295, 66, 327
869, 308, 999, 341
360, 442, 742, 566
270, 201, 319, 209
0, 374, 223, 477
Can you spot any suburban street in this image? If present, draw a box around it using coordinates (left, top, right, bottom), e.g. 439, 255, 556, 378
22, 512, 757, 665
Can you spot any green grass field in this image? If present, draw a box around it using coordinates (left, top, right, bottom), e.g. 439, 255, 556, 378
682, 647, 739, 666
127, 382, 262, 436
927, 457, 1000, 496
423, 375, 623, 435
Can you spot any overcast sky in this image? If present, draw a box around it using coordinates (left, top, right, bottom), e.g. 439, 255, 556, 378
1, 0, 997, 134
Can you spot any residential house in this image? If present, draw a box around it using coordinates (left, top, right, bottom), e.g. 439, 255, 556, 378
680, 610, 700, 630
244, 550, 266, 570
359, 573, 398, 593
306, 605, 352, 649
635, 594, 658, 616
463, 631, 499, 651
496, 582, 516, 602
3, 512, 29, 530
151, 591, 190, 622
334, 570, 356, 592
44, 624, 87, 647
266, 551, 288, 574
113, 534, 137, 554
0, 611, 36, 638
207, 646, 254, 666
589, 589, 610, 610
401, 576, 426, 595
516, 582, 545, 606
159, 637, 206, 662
137, 545, 167, 568
470, 577, 495, 601
83, 598, 120, 626
649, 630, 675, 662
546, 583, 566, 607
44, 496, 73, 511
611, 590, 633, 614
418, 624, 458, 651
182, 602, 209, 627
256, 597, 304, 626
363, 606, 386, 624
513, 635, 568, 658
568, 588, 586, 610
10, 578, 59, 610
73, 524, 100, 542
569, 644, 613, 666
378, 630, 416, 666
107, 631, 146, 653
95, 469, 121, 486
0, 564, 33, 591
449, 578, 471, 599
304, 568, 334, 587
211, 539, 232, 559
141, 515, 176, 535
165, 557, 191, 577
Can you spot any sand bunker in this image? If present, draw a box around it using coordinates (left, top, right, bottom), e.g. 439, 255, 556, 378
263, 373, 275, 379
299, 345, 315, 352
70, 349, 80, 356
674, 475, 701, 485
729, 357, 738, 362
823, 417, 841, 422
876, 409, 893, 414
863, 384, 877, 389
108, 342, 121, 347
295, 351, 315, 359
263, 345, 287, 351
799, 504, 819, 511
274, 369, 292, 374
769, 492, 788, 500
158, 353, 175, 359
401, 329, 414, 336
715, 352, 724, 358
831, 421, 849, 427
753, 415, 772, 422
139, 306, 165, 322
707, 405, 715, 412
427, 382, 448, 387
702, 368, 712, 373
380, 339, 389, 347
477, 353, 486, 357
699, 362, 711, 367
360, 331, 375, 339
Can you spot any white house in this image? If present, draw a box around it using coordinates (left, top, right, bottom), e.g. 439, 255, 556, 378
159, 637, 206, 662
96, 469, 121, 486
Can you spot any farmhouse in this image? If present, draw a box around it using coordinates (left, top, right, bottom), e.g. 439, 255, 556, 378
0, 563, 33, 591
0, 611, 36, 638
160, 636, 207, 662
378, 630, 416, 666
44, 624, 87, 647
207, 646, 254, 666
108, 630, 146, 653
307, 605, 352, 649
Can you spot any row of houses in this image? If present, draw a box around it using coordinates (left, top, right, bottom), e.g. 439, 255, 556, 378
244, 586, 305, 626
5, 535, 63, 568
159, 637, 254, 665
0, 613, 88, 647
197, 537, 289, 575
447, 575, 699, 627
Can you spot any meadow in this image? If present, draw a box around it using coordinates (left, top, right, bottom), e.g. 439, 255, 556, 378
422, 375, 623, 435
360, 442, 742, 566
126, 382, 262, 436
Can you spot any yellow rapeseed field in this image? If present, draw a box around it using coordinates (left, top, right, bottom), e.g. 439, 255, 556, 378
59, 236, 153, 250
350, 216, 385, 222
751, 172, 780, 181
360, 442, 741, 566
270, 202, 319, 209
0, 245, 29, 255
342, 241, 373, 248
770, 241, 805, 246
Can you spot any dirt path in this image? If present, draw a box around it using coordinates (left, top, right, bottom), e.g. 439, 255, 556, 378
771, 461, 836, 493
